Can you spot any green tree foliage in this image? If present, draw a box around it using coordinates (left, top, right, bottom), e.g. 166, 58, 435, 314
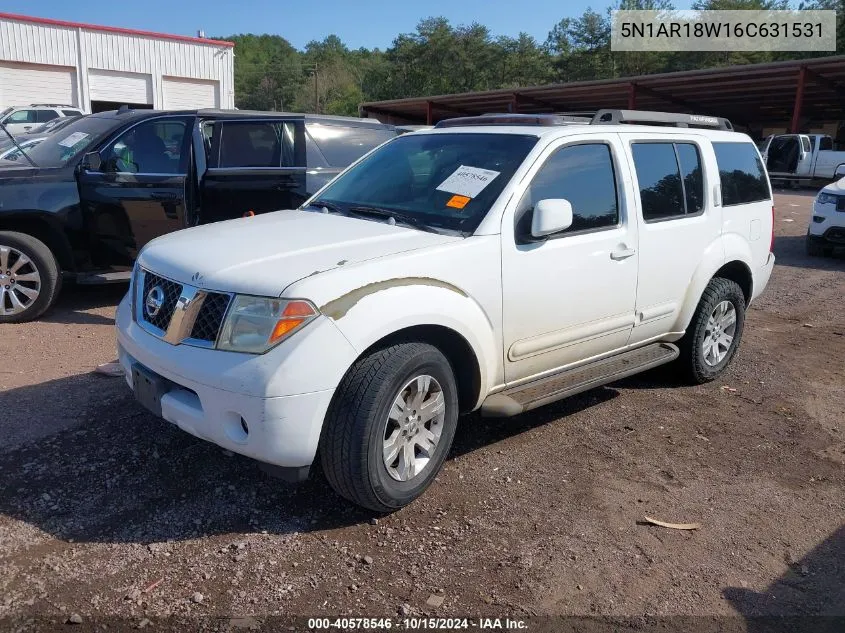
220, 0, 824, 116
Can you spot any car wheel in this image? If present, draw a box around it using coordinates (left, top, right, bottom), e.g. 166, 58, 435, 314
0, 231, 61, 323
678, 277, 746, 384
320, 342, 459, 512
806, 234, 825, 257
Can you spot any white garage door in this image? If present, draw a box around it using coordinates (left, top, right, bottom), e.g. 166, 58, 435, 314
89, 69, 152, 105
0, 62, 77, 110
163, 77, 219, 109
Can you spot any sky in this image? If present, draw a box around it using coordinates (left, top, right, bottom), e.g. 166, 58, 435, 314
2, 0, 694, 50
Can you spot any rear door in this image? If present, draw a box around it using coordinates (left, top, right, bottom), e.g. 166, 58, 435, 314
623, 133, 719, 346
200, 118, 306, 223
796, 135, 813, 176
77, 115, 194, 270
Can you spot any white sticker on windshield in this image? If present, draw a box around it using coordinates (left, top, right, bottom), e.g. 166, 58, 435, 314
436, 165, 500, 199
58, 132, 89, 148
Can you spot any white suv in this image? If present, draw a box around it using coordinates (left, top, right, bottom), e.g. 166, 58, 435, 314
0, 104, 84, 135
115, 110, 775, 512
807, 177, 845, 256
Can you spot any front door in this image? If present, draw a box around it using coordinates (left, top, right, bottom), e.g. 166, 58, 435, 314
200, 118, 307, 223
77, 116, 193, 269
501, 134, 639, 384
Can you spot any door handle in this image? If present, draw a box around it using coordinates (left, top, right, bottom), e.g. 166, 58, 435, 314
151, 192, 177, 200
610, 247, 636, 261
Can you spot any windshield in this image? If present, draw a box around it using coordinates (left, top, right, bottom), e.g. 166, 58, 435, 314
309, 132, 538, 234
19, 115, 116, 168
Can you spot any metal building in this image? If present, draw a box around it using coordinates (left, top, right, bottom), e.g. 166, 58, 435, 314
361, 55, 845, 138
0, 12, 234, 113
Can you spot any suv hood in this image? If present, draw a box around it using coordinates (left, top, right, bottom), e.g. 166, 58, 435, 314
138, 210, 461, 297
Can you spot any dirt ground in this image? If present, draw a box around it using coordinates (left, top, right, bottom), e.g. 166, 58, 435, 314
1, 191, 844, 630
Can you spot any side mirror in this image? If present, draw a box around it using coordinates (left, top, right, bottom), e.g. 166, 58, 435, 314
82, 151, 102, 171
531, 198, 573, 238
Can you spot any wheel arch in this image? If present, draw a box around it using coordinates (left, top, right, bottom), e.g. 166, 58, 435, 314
0, 212, 74, 273
676, 236, 754, 333
355, 324, 482, 415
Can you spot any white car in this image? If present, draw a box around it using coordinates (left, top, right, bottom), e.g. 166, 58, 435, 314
116, 110, 775, 512
0, 104, 84, 136
808, 178, 845, 256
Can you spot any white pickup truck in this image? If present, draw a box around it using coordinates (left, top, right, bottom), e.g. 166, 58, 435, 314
116, 110, 775, 512
759, 133, 845, 185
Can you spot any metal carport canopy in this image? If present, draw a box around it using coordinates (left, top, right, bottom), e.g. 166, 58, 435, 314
360, 55, 845, 132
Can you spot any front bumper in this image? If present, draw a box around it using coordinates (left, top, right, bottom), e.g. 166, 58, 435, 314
116, 294, 358, 469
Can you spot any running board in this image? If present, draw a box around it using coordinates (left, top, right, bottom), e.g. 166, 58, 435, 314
481, 342, 679, 417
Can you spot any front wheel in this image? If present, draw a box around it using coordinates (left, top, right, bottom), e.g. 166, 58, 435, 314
678, 277, 746, 384
320, 342, 459, 512
0, 231, 61, 323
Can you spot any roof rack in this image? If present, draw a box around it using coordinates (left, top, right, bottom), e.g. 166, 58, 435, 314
591, 109, 733, 131
435, 113, 591, 128
30, 103, 78, 108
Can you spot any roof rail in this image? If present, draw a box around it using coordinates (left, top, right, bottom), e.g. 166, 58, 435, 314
435, 113, 591, 128
30, 103, 78, 108
591, 109, 733, 131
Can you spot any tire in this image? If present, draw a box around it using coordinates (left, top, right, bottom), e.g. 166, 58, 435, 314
320, 342, 459, 513
678, 277, 746, 384
0, 231, 61, 323
806, 234, 825, 257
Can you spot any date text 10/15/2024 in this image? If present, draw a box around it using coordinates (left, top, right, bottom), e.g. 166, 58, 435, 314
306, 617, 529, 630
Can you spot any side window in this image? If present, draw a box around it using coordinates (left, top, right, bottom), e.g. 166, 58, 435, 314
6, 110, 37, 124
801, 136, 811, 153
62, 110, 80, 117
712, 142, 771, 206
36, 110, 60, 123
219, 121, 297, 168
676, 143, 704, 214
632, 143, 684, 221
518, 143, 619, 236
820, 136, 834, 151
306, 123, 397, 167
631, 142, 704, 221
102, 118, 188, 174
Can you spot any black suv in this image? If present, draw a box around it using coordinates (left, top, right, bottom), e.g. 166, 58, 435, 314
0, 109, 398, 322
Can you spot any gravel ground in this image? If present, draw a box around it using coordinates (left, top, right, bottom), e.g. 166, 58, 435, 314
1, 191, 844, 629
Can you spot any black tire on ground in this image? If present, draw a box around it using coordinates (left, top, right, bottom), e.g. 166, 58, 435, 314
678, 277, 746, 385
806, 235, 825, 257
320, 342, 459, 513
0, 231, 61, 323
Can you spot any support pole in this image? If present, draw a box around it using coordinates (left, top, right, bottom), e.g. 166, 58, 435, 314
790, 66, 806, 133
511, 93, 520, 114
628, 82, 637, 110
426, 101, 434, 126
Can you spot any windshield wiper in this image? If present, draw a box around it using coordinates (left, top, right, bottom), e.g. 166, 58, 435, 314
348, 206, 441, 234
307, 199, 348, 216
0, 123, 38, 168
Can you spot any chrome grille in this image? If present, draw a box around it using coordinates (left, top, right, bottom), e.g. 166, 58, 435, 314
189, 292, 231, 343
136, 268, 232, 348
141, 272, 182, 331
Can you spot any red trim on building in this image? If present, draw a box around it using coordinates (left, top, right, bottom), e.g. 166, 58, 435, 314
0, 12, 235, 47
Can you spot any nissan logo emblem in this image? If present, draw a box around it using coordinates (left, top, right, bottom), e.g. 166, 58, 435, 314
145, 285, 165, 318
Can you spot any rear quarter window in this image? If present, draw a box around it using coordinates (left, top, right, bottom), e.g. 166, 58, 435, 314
306, 123, 397, 167
712, 142, 770, 206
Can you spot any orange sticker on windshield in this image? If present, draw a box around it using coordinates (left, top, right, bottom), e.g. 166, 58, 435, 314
446, 195, 471, 210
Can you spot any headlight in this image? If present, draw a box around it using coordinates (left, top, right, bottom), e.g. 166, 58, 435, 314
816, 192, 837, 205
217, 295, 319, 354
